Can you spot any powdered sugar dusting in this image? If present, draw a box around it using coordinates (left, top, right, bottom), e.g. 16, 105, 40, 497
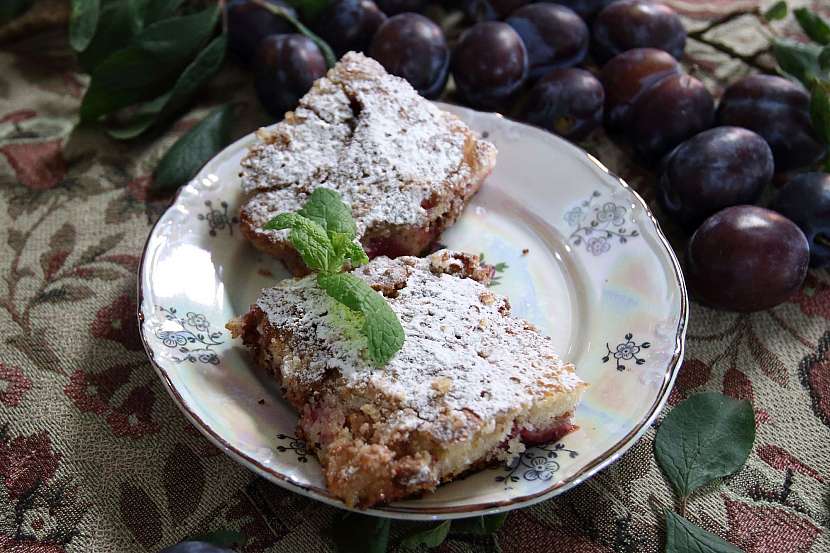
239, 52, 497, 237
254, 250, 584, 440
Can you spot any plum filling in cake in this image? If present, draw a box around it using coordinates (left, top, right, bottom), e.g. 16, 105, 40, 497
227, 250, 586, 507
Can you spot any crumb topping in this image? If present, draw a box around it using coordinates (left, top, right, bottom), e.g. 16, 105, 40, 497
239, 52, 497, 237
253, 250, 583, 440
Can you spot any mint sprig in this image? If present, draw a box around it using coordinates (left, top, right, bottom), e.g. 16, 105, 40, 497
263, 189, 404, 366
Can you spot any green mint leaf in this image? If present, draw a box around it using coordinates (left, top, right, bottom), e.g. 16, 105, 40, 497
317, 272, 405, 366
665, 511, 743, 553
298, 188, 358, 237
263, 213, 336, 273
811, 81, 830, 144
77, 0, 144, 71
285, 0, 330, 23
152, 104, 234, 194
0, 0, 33, 24
327, 514, 390, 553
452, 513, 508, 535
107, 33, 227, 140
336, 235, 370, 268
772, 39, 824, 89
401, 520, 451, 550
140, 0, 185, 24
80, 4, 220, 121
69, 0, 100, 52
249, 0, 336, 67
794, 8, 830, 45
763, 1, 788, 21
654, 392, 755, 499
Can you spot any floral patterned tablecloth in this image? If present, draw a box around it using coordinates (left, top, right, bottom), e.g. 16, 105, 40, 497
1, 1, 829, 551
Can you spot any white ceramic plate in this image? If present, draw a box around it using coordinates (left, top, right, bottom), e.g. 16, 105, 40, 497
138, 103, 688, 520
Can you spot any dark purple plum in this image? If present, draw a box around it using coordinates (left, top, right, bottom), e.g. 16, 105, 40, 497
462, 0, 529, 22
521, 68, 604, 141
506, 4, 588, 79
227, 0, 297, 65
771, 173, 830, 268
686, 206, 809, 312
549, 0, 616, 19
452, 22, 528, 109
658, 127, 773, 229
717, 75, 827, 172
369, 13, 449, 98
375, 0, 427, 15
628, 73, 714, 161
592, 0, 686, 63
254, 34, 327, 117
600, 47, 680, 131
315, 0, 387, 56
160, 542, 234, 553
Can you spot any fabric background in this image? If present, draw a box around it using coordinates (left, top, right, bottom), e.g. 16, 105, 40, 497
1, 0, 828, 551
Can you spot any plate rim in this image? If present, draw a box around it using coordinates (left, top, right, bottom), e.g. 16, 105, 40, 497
136, 103, 689, 520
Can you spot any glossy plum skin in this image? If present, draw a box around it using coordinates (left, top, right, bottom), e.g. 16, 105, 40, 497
375, 0, 426, 15
592, 0, 686, 63
462, 0, 529, 22
717, 75, 827, 172
771, 173, 830, 268
369, 14, 449, 98
627, 73, 715, 162
227, 0, 297, 65
452, 22, 528, 109
600, 47, 680, 131
521, 68, 604, 141
658, 127, 773, 229
160, 542, 234, 553
315, 0, 387, 56
506, 4, 588, 79
254, 35, 327, 117
686, 206, 809, 312
548, 0, 616, 19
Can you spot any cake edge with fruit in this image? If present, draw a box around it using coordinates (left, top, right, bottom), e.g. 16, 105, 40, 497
237, 52, 497, 276
227, 250, 586, 507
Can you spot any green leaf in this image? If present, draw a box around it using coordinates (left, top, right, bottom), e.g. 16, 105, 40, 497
401, 520, 451, 550
763, 1, 788, 21
821, 46, 830, 71
140, 0, 185, 24
107, 33, 227, 139
249, 0, 336, 67
654, 392, 755, 499
286, 0, 330, 23
263, 212, 336, 273
452, 513, 508, 535
69, 0, 100, 51
80, 4, 220, 121
332, 233, 369, 268
317, 272, 405, 366
665, 511, 743, 553
773, 39, 824, 88
794, 7, 830, 45
0, 0, 33, 24
328, 514, 390, 553
810, 81, 830, 144
77, 0, 144, 71
298, 188, 358, 237
152, 104, 234, 194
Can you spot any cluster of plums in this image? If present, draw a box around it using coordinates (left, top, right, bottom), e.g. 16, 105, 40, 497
226, 0, 829, 312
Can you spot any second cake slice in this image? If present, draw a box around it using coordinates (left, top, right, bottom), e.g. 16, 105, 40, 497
239, 52, 497, 275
